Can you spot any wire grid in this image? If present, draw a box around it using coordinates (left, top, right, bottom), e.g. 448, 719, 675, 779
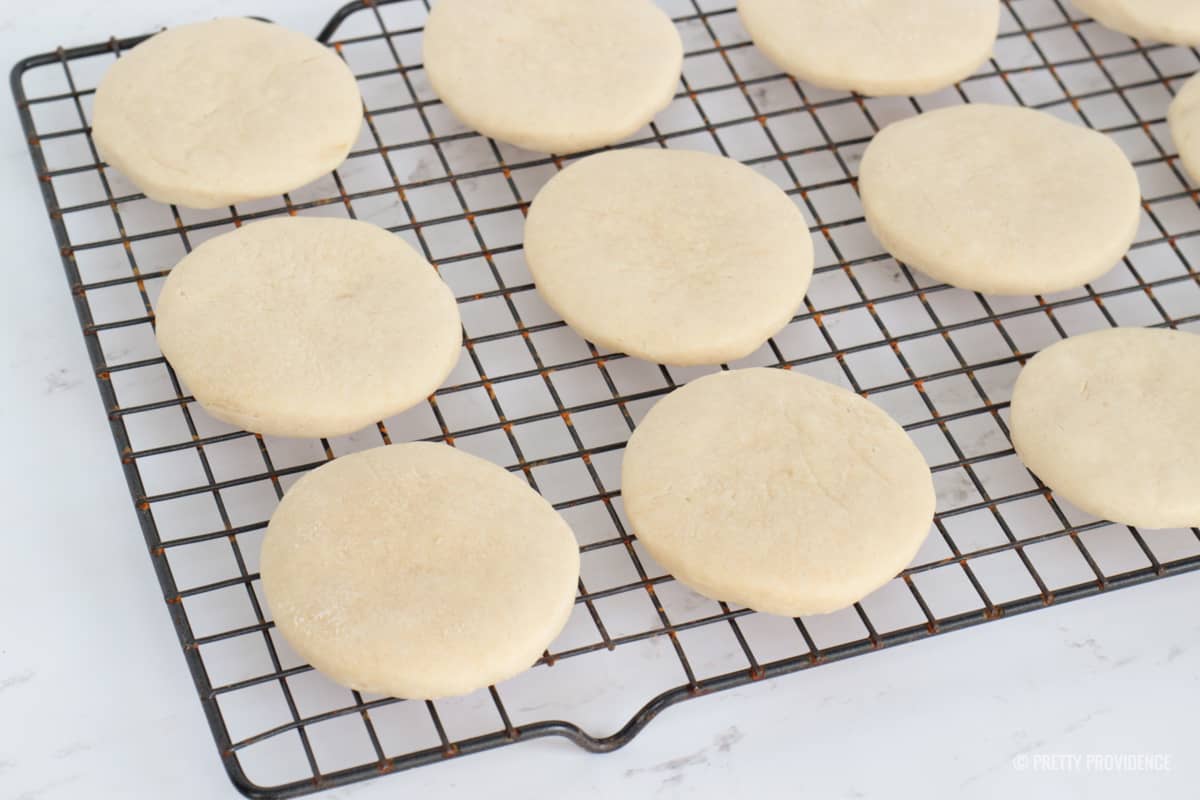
11, 0, 1200, 796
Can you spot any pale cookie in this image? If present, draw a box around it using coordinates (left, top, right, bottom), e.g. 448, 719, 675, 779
93, 18, 362, 209
524, 149, 814, 366
155, 217, 461, 438
1074, 0, 1200, 46
737, 0, 1000, 96
261, 442, 581, 699
859, 104, 1141, 295
1010, 327, 1200, 530
1168, 72, 1200, 186
622, 368, 935, 616
422, 0, 682, 154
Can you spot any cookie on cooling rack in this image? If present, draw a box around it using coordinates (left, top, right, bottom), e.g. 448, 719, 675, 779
1010, 327, 1200, 530
154, 216, 461, 439
1073, 0, 1200, 47
523, 148, 814, 366
1168, 73, 1200, 186
261, 442, 581, 700
422, 0, 682, 154
621, 368, 935, 616
737, 0, 1000, 96
92, 18, 362, 209
858, 104, 1141, 296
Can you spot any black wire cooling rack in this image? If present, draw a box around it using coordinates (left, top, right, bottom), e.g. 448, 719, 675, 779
11, 0, 1200, 797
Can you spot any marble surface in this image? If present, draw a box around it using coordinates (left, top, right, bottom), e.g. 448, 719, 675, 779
2, 2, 1199, 798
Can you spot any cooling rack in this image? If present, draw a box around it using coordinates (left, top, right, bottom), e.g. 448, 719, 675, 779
11, 0, 1200, 797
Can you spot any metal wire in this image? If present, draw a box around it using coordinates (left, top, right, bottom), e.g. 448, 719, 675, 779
11, 0, 1200, 796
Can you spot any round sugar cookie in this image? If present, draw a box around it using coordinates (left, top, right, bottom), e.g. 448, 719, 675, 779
93, 18, 362, 209
261, 442, 581, 699
737, 0, 1000, 96
1010, 327, 1200, 530
524, 149, 814, 366
621, 368, 935, 616
422, 0, 682, 154
155, 217, 461, 438
1074, 0, 1200, 46
1168, 73, 1200, 185
859, 104, 1141, 295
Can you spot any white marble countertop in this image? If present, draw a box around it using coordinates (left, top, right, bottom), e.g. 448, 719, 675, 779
2, 2, 1199, 798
